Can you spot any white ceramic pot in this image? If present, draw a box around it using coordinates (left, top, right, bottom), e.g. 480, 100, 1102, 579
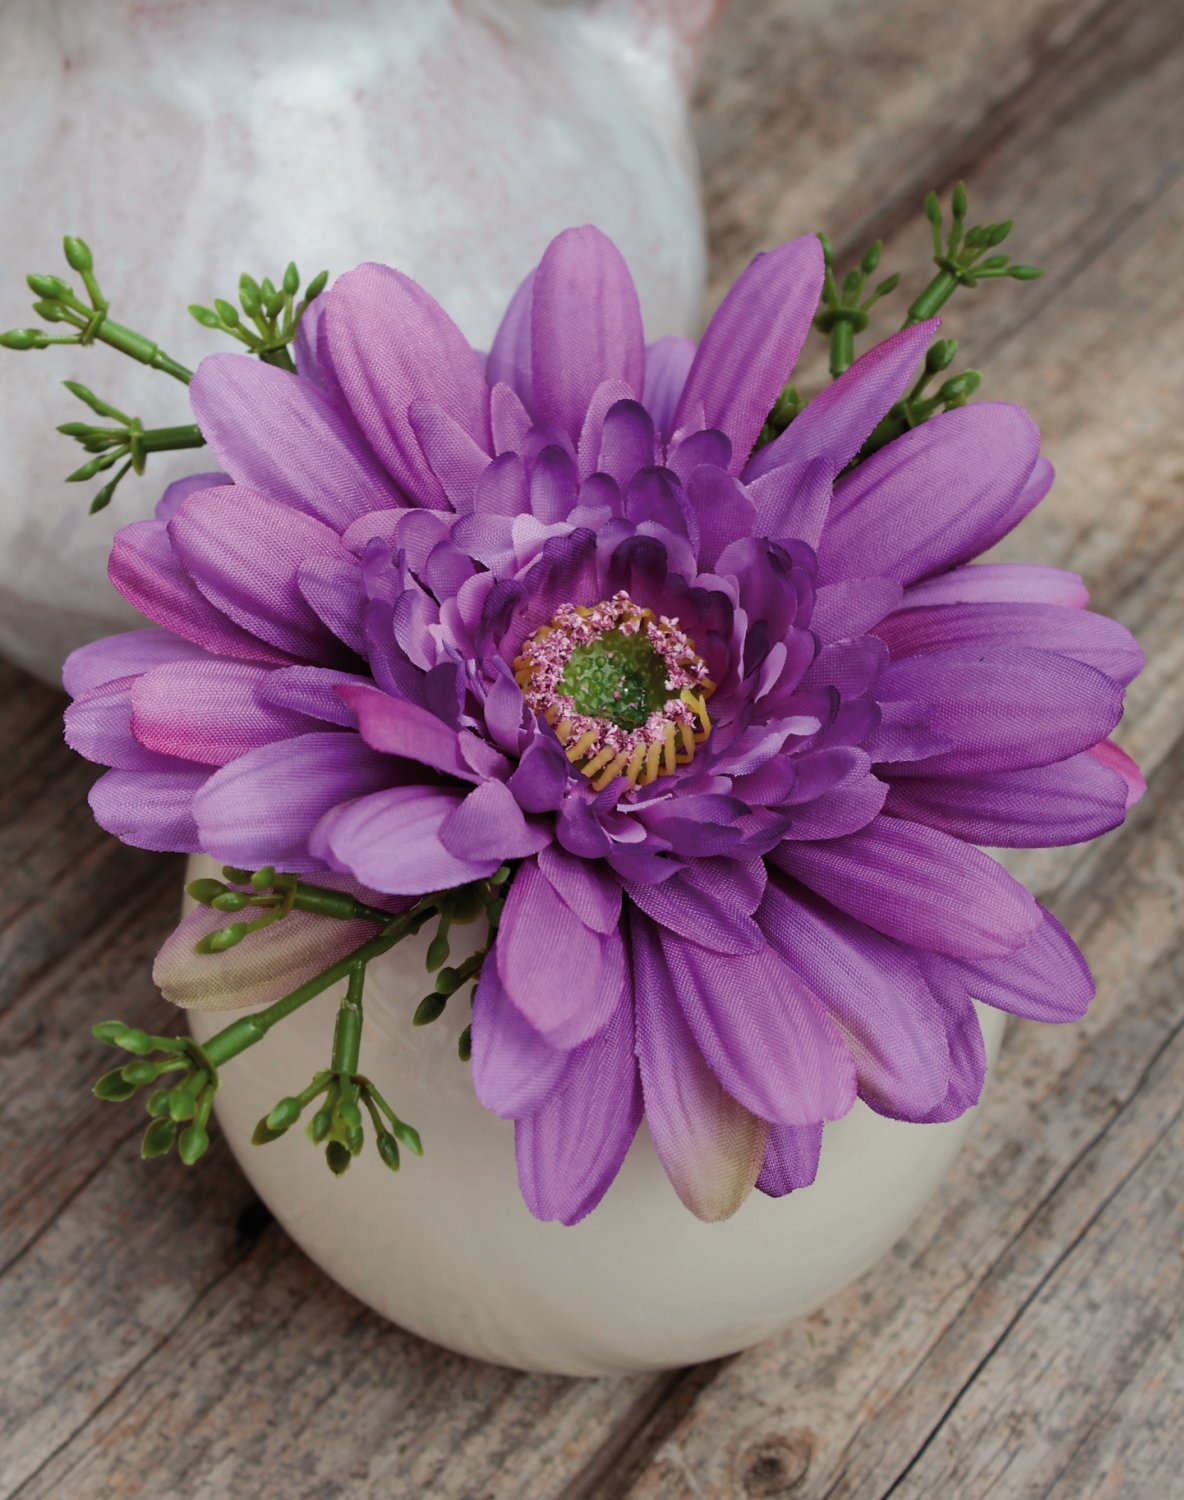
183, 856, 1006, 1376
0, 0, 722, 685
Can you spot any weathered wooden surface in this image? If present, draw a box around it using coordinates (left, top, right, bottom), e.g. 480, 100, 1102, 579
1, 0, 1181, 1495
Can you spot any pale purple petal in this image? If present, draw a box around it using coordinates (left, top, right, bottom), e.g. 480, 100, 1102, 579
320, 261, 490, 506
774, 817, 1041, 959
131, 659, 320, 766
337, 683, 477, 780
654, 927, 857, 1126
672, 236, 824, 471
811, 578, 903, 644
438, 778, 551, 862
745, 319, 938, 482
310, 783, 501, 893
817, 404, 1043, 586
632, 914, 768, 1221
928, 906, 1094, 1024
65, 676, 184, 771
188, 353, 400, 528
194, 731, 395, 871
537, 843, 622, 934
907, 966, 987, 1123
154, 470, 232, 524
514, 993, 641, 1225
495, 859, 627, 1049
883, 752, 1129, 847
530, 227, 644, 441
757, 1123, 823, 1197
90, 767, 209, 852
759, 879, 949, 1116
471, 959, 572, 1119
643, 337, 695, 438
169, 485, 350, 662
902, 562, 1089, 610
486, 269, 536, 414
1087, 739, 1145, 807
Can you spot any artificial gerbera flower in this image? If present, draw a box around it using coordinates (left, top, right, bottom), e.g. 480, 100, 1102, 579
63, 227, 1143, 1223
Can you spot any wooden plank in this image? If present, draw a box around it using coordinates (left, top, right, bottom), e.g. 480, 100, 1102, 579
1, 0, 1180, 1495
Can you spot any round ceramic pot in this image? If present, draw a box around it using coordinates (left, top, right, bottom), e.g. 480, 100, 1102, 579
184, 856, 1006, 1377
0, 0, 722, 684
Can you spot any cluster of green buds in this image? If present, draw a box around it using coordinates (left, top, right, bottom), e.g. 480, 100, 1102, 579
189, 261, 327, 372
90, 863, 513, 1179
92, 1020, 219, 1165
55, 379, 206, 513
756, 182, 1043, 457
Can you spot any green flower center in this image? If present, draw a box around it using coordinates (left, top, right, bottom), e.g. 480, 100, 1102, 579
558, 628, 671, 733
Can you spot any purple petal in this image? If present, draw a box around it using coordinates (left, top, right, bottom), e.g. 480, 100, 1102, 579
817, 404, 1044, 586
438, 778, 551, 862
486, 270, 536, 415
774, 816, 1041, 959
495, 859, 627, 1049
537, 843, 622, 934
65, 676, 181, 771
90, 767, 208, 852
507, 736, 572, 813
643, 336, 695, 438
194, 731, 396, 872
625, 865, 763, 954
311, 783, 501, 893
489, 382, 532, 456
63, 627, 211, 698
1088, 739, 1145, 807
759, 879, 949, 1116
690, 465, 757, 569
928, 905, 1094, 1024
154, 470, 232, 524
672, 236, 824, 471
188, 353, 400, 528
782, 772, 889, 840
530, 227, 644, 442
654, 928, 857, 1126
884, 752, 1129, 847
907, 966, 987, 1122
745, 320, 938, 482
529, 444, 579, 524
874, 602, 1142, 687
632, 914, 768, 1220
109, 519, 295, 665
745, 457, 833, 549
597, 400, 657, 486
879, 646, 1125, 775
902, 562, 1089, 610
169, 486, 350, 662
408, 400, 492, 512
470, 958, 571, 1119
296, 554, 367, 654
514, 994, 641, 1225
811, 578, 903, 644
260, 666, 373, 726
131, 659, 319, 766
757, 1123, 823, 1197
321, 262, 490, 506
337, 683, 476, 780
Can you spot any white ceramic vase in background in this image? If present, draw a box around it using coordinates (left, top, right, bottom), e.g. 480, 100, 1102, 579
184, 857, 1006, 1376
0, 0, 722, 685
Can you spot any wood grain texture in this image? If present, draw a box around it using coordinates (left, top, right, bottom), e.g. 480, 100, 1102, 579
1, 0, 1181, 1495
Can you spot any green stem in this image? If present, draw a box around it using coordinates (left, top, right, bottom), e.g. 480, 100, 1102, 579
904, 269, 959, 326
201, 903, 436, 1069
136, 424, 205, 455
331, 967, 365, 1076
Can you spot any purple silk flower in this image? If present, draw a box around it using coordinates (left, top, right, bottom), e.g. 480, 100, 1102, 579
64, 227, 1144, 1223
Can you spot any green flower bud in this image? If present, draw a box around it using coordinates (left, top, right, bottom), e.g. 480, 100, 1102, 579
457, 1025, 472, 1063
196, 922, 249, 954
377, 1132, 401, 1171
980, 255, 1010, 270
390, 1119, 423, 1156
189, 305, 223, 330
63, 236, 94, 273
816, 230, 834, 267
952, 182, 968, 220
861, 240, 882, 275
1007, 265, 1044, 280
260, 277, 277, 301
93, 1019, 130, 1045
168, 1086, 199, 1123
146, 1089, 172, 1118
924, 191, 942, 227
489, 865, 511, 886
94, 1068, 136, 1101
435, 966, 463, 996
413, 992, 447, 1027
178, 1123, 210, 1165
214, 298, 240, 327
986, 220, 1013, 246
283, 261, 300, 296
325, 1140, 352, 1175
925, 338, 958, 373
116, 1027, 154, 1055
186, 877, 228, 906
33, 300, 69, 323
425, 931, 450, 971
239, 279, 262, 318
938, 371, 982, 402
27, 272, 72, 300
250, 865, 276, 890
211, 890, 250, 912
308, 1107, 333, 1143
121, 1059, 162, 1087
265, 290, 285, 321
251, 1118, 286, 1145
338, 1099, 363, 1135
872, 273, 900, 299
222, 865, 253, 884
141, 1118, 177, 1159
304, 270, 329, 301
0, 328, 46, 350
265, 1096, 303, 1132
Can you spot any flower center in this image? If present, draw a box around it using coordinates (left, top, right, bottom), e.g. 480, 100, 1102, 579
514, 591, 713, 790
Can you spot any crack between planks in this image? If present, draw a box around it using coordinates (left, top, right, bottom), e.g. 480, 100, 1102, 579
3, 1235, 270, 1500
865, 1017, 1184, 1500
